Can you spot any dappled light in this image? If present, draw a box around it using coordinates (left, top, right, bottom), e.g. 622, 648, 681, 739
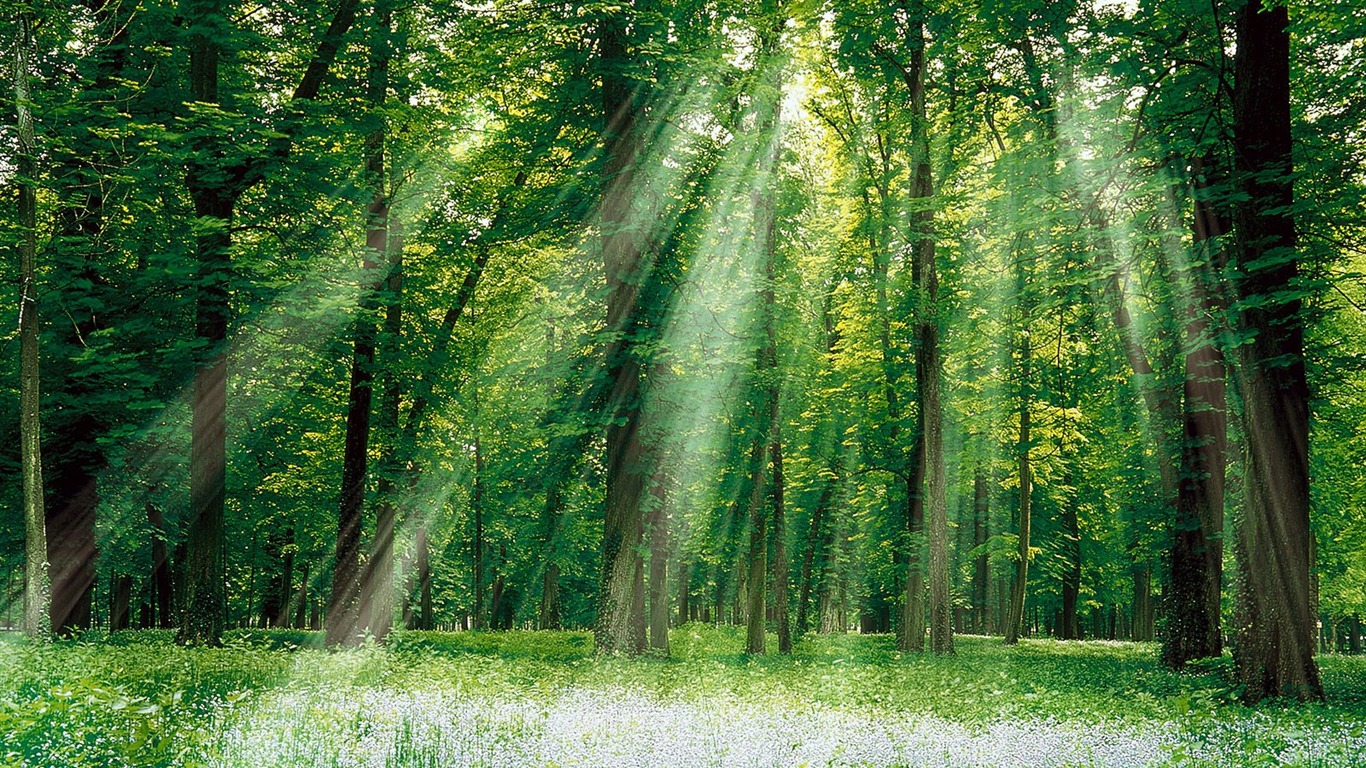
2, 0, 1366, 764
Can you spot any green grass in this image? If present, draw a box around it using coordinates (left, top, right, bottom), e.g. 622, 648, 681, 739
1, 626, 1364, 767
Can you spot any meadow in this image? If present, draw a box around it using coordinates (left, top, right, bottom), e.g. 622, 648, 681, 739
2, 627, 1364, 767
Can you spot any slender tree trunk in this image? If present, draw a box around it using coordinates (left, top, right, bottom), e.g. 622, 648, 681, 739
1005, 313, 1032, 646
357, 0, 399, 644
676, 559, 691, 626
1230, 0, 1322, 702
972, 465, 989, 634
1060, 475, 1081, 640
744, 433, 769, 654
416, 527, 432, 630
15, 7, 49, 641
292, 562, 309, 629
327, 0, 392, 647
772, 435, 791, 654
273, 526, 295, 628
798, 466, 838, 637
473, 430, 486, 629
146, 503, 173, 629
648, 471, 670, 653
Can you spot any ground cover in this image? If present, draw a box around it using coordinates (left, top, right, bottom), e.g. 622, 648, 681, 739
1, 627, 1363, 767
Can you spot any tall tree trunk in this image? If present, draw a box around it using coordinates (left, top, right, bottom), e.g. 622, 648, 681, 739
1230, 0, 1321, 702
1131, 558, 1154, 641
272, 526, 295, 628
540, 562, 561, 630
327, 0, 392, 647
596, 9, 649, 656
1164, 158, 1229, 667
15, 7, 48, 641
904, 2, 951, 655
178, 0, 234, 646
797, 471, 835, 636
293, 562, 310, 630
178, 0, 359, 646
356, 0, 399, 644
1005, 301, 1032, 646
415, 527, 432, 630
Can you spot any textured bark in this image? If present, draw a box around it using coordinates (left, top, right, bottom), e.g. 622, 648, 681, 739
901, 5, 950, 655
648, 472, 670, 653
1230, 0, 1322, 702
540, 562, 561, 630
351, 0, 399, 644
596, 10, 648, 656
178, 0, 360, 646
17, 9, 48, 632
179, 10, 233, 644
1164, 159, 1228, 667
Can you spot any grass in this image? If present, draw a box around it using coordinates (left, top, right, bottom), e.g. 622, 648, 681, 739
1, 626, 1365, 766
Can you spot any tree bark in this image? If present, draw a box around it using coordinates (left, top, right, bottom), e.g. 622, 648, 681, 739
772, 435, 791, 654
1230, 0, 1322, 702
1005, 297, 1032, 646
110, 574, 133, 631
596, 8, 649, 655
1164, 157, 1229, 667
972, 465, 990, 634
14, 6, 48, 641
676, 559, 690, 626
178, 0, 360, 646
648, 470, 670, 652
903, 3, 951, 655
744, 433, 769, 654
473, 430, 486, 629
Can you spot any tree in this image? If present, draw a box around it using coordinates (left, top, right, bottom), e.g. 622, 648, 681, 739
595, 4, 650, 655
13, 4, 48, 641
1229, 0, 1322, 702
328, 0, 396, 648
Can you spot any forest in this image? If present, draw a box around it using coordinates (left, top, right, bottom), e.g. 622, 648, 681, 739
2, 0, 1366, 765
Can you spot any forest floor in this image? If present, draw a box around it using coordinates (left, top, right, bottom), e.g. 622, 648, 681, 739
1, 626, 1364, 767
